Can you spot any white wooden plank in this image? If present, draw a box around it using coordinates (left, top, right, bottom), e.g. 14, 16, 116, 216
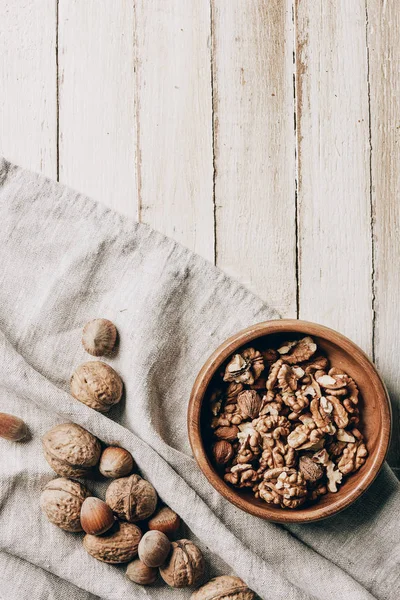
367, 0, 400, 470
135, 1, 214, 261
0, 0, 57, 177
58, 0, 137, 217
212, 0, 297, 316
295, 0, 373, 354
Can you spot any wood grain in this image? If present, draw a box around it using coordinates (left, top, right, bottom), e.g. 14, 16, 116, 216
367, 0, 400, 470
295, 1, 373, 354
58, 0, 137, 216
212, 0, 297, 316
0, 0, 57, 177
135, 0, 214, 261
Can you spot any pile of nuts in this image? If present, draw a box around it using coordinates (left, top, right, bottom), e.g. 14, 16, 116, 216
39, 422, 254, 597
209, 336, 368, 508
40, 422, 204, 587
35, 318, 255, 598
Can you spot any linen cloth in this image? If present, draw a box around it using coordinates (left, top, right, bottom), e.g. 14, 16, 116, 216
0, 157, 398, 600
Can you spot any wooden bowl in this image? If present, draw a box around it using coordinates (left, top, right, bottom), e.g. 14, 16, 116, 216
188, 319, 391, 523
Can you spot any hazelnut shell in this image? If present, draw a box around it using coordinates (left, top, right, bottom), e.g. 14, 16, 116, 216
214, 426, 239, 442
299, 455, 324, 482
237, 390, 262, 419
190, 575, 255, 600
83, 521, 142, 564
0, 412, 28, 441
159, 539, 205, 588
40, 477, 89, 532
126, 559, 158, 585
82, 318, 117, 356
42, 423, 101, 478
138, 530, 171, 568
148, 507, 181, 536
80, 497, 115, 535
106, 474, 157, 522
212, 440, 234, 466
99, 446, 134, 478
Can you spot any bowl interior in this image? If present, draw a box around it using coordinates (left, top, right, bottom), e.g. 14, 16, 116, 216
190, 321, 391, 523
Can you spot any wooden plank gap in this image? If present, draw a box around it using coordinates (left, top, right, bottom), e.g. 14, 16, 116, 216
364, 0, 376, 362
292, 0, 300, 319
56, 0, 60, 182
133, 0, 142, 223
210, 0, 217, 266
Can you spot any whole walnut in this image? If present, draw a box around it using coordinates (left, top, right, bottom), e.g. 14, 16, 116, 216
42, 423, 101, 477
40, 477, 89, 532
159, 539, 204, 588
106, 474, 157, 522
70, 361, 123, 412
83, 521, 142, 564
191, 576, 255, 600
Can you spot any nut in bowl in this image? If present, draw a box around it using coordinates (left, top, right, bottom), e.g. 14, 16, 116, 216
188, 320, 391, 523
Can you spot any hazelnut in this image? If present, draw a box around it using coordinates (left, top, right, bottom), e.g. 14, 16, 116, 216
42, 423, 101, 478
0, 412, 28, 441
159, 539, 204, 588
70, 361, 123, 412
99, 446, 134, 478
82, 318, 117, 356
191, 575, 255, 600
106, 474, 157, 522
148, 506, 181, 536
299, 455, 324, 483
126, 559, 158, 585
212, 440, 234, 466
83, 521, 142, 564
138, 530, 171, 568
40, 478, 89, 532
80, 497, 115, 535
214, 425, 239, 442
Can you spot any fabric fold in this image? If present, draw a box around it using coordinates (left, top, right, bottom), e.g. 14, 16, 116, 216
0, 157, 398, 600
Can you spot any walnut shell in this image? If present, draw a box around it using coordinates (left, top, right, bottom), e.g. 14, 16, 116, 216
70, 361, 123, 412
82, 318, 117, 356
83, 521, 142, 564
126, 559, 158, 585
191, 576, 255, 600
159, 539, 205, 588
40, 477, 89, 532
99, 446, 135, 478
105, 474, 157, 522
42, 423, 101, 478
148, 506, 181, 536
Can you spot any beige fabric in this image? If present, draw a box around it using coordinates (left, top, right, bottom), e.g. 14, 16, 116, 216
0, 157, 398, 600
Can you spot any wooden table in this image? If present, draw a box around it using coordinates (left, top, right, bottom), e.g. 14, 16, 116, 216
1, 1, 398, 475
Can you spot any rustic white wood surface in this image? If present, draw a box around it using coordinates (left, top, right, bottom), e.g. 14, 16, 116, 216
0, 0, 398, 472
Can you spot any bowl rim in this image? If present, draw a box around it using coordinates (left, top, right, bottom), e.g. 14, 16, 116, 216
187, 319, 392, 523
